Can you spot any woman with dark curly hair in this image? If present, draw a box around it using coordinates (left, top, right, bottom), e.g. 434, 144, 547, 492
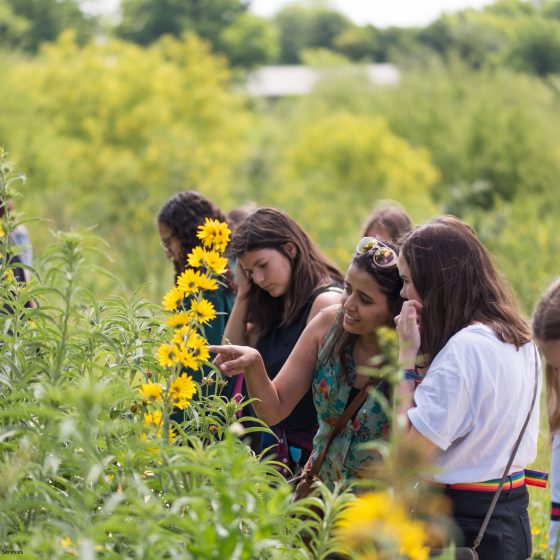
156, 191, 235, 383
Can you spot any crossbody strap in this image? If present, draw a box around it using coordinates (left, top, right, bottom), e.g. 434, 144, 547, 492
307, 381, 374, 479
472, 343, 539, 550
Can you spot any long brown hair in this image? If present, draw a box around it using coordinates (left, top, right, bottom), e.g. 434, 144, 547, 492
401, 216, 530, 364
228, 207, 343, 335
533, 278, 560, 434
362, 202, 412, 243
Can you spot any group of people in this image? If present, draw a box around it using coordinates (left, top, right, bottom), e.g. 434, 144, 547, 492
156, 190, 560, 559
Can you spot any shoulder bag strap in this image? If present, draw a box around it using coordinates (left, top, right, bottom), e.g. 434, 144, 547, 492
307, 381, 373, 479
472, 343, 539, 550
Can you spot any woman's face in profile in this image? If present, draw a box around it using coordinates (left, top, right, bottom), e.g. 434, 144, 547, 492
341, 263, 392, 335
158, 222, 182, 266
539, 339, 560, 370
237, 247, 293, 298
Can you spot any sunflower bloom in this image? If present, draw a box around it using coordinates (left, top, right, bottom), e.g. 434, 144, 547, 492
166, 311, 191, 328
187, 246, 207, 269
204, 250, 228, 275
162, 286, 184, 311
197, 272, 218, 291
186, 332, 210, 362
336, 492, 429, 560
188, 298, 216, 325
179, 348, 201, 370
172, 325, 197, 347
196, 218, 231, 252
143, 410, 163, 428
169, 373, 197, 409
176, 268, 202, 295
157, 343, 181, 368
140, 382, 163, 402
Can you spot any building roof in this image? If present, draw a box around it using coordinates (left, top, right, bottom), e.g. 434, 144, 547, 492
245, 64, 400, 97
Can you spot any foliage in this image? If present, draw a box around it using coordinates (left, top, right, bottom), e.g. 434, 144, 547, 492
256, 108, 438, 263
0, 32, 252, 298
0, 0, 94, 51
116, 0, 276, 67
273, 3, 353, 64
0, 160, 339, 558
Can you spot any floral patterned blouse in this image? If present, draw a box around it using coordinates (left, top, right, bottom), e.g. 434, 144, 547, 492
310, 331, 390, 489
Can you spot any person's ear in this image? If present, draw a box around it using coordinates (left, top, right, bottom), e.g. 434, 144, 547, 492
283, 242, 297, 259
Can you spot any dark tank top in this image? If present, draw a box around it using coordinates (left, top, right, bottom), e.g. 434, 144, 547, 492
255, 285, 340, 432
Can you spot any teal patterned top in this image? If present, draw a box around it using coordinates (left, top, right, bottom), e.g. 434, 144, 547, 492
310, 328, 390, 489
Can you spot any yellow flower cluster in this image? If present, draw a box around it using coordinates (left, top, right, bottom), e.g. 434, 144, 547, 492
335, 491, 430, 560
196, 217, 231, 252
142, 219, 231, 449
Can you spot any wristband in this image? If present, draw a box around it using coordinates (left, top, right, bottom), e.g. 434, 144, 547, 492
404, 368, 424, 384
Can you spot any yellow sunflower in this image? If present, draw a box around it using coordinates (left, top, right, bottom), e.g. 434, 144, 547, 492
179, 348, 201, 370
162, 286, 184, 311
187, 246, 206, 269
172, 325, 195, 346
186, 331, 210, 362
188, 298, 216, 325
156, 343, 181, 368
197, 272, 218, 291
166, 311, 191, 328
204, 250, 228, 275
143, 410, 163, 428
336, 492, 429, 560
196, 218, 231, 252
140, 382, 163, 402
169, 373, 197, 409
176, 268, 202, 295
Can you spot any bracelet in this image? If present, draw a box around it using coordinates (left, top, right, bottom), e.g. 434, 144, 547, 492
404, 368, 424, 384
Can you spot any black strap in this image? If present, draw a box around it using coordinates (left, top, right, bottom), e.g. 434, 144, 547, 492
472, 343, 539, 550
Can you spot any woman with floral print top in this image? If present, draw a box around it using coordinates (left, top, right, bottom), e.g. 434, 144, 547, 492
310, 322, 392, 486
210, 236, 408, 488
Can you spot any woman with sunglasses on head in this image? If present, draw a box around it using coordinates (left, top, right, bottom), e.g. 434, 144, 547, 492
157, 191, 236, 393
222, 207, 344, 474
212, 235, 405, 488
533, 278, 560, 558
396, 216, 541, 559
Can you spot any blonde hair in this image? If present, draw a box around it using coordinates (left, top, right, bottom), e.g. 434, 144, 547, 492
532, 278, 560, 434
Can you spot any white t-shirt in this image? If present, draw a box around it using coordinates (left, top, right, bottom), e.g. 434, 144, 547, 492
408, 324, 541, 484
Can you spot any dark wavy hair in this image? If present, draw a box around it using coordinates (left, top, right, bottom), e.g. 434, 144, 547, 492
228, 207, 343, 336
157, 191, 234, 291
329, 238, 404, 360
401, 215, 530, 365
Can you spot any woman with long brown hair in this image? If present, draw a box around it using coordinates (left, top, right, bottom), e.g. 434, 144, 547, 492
396, 216, 541, 559
223, 207, 343, 475
533, 277, 560, 557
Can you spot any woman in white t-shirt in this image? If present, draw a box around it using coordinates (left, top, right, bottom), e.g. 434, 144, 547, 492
396, 216, 541, 560
533, 278, 560, 558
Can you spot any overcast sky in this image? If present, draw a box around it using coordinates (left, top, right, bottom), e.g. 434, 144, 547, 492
88, 0, 496, 28
251, 0, 495, 27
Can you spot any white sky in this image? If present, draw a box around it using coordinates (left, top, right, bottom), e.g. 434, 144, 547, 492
251, 0, 495, 27
88, 0, 496, 28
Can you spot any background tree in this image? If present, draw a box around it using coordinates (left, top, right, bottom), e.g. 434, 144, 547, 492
0, 0, 94, 51
116, 0, 275, 67
273, 3, 353, 63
